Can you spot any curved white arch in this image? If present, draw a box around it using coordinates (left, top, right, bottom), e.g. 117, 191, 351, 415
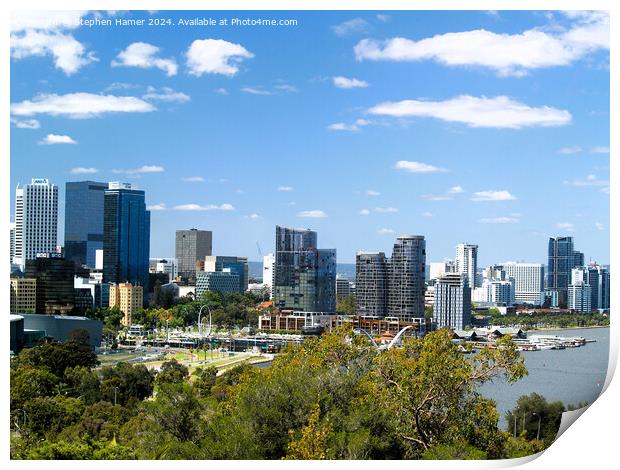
353, 328, 379, 349
383, 325, 416, 350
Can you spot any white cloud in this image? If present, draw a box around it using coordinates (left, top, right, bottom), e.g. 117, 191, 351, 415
11, 11, 96, 75
246, 213, 261, 219
366, 190, 381, 196
332, 18, 369, 36
479, 216, 520, 224
181, 176, 205, 182
394, 160, 447, 173
595, 222, 604, 231
359, 209, 371, 215
11, 118, 40, 129
70, 167, 98, 174
38, 133, 77, 145
327, 118, 374, 132
142, 86, 190, 103
186, 39, 254, 76
376, 14, 390, 23
297, 210, 328, 218
563, 174, 609, 187
373, 207, 398, 213
422, 211, 433, 218
556, 222, 575, 232
421, 194, 453, 201
354, 13, 609, 76
377, 228, 395, 235
213, 88, 228, 95
277, 186, 294, 192
591, 146, 609, 154
274, 84, 298, 93
600, 187, 610, 194
471, 190, 517, 201
369, 95, 571, 129
448, 185, 464, 194
147, 203, 167, 211
113, 165, 164, 175
558, 145, 582, 154
112, 42, 177, 76
11, 92, 156, 119
241, 86, 273, 95
173, 203, 235, 211
333, 76, 369, 89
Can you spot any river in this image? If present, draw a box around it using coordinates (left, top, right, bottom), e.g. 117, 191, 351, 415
479, 327, 610, 427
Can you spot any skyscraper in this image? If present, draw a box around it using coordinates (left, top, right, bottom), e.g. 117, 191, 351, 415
103, 183, 150, 298
175, 229, 213, 283
547, 236, 580, 307
263, 253, 275, 299
455, 243, 478, 289
355, 251, 389, 316
13, 178, 58, 269
273, 226, 336, 312
434, 273, 471, 330
586, 264, 610, 312
64, 181, 107, 268
502, 262, 545, 306
388, 235, 426, 321
25, 253, 76, 314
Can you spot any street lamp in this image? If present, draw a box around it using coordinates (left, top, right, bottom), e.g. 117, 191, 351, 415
113, 386, 120, 406
532, 413, 542, 440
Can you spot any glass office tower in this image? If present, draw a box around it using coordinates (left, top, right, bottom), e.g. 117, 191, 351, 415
273, 226, 336, 312
547, 236, 579, 307
103, 183, 150, 298
64, 181, 107, 268
388, 235, 426, 321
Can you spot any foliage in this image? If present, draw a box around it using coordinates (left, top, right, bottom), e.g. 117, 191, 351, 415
336, 294, 356, 315
285, 403, 333, 459
15, 339, 98, 377
505, 393, 565, 446
192, 366, 218, 397
100, 362, 155, 406
155, 359, 189, 387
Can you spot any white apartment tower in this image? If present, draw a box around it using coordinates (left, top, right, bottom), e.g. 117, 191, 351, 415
502, 262, 545, 306
456, 243, 478, 289
13, 179, 58, 269
263, 253, 275, 299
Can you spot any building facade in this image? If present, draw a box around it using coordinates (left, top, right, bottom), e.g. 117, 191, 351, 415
10, 277, 37, 314
434, 273, 471, 330
24, 253, 77, 314
586, 264, 610, 312
547, 236, 581, 307
262, 253, 275, 299
175, 229, 212, 283
273, 226, 336, 313
456, 243, 478, 289
335, 276, 355, 299
109, 282, 143, 326
13, 178, 58, 269
388, 235, 426, 321
502, 262, 545, 306
64, 181, 107, 268
196, 270, 242, 298
204, 255, 249, 292
103, 183, 150, 300
355, 251, 389, 316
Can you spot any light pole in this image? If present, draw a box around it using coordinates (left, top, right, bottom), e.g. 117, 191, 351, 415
532, 413, 542, 440
113, 386, 119, 406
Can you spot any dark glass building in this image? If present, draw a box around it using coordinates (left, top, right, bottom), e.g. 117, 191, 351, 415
388, 235, 426, 321
355, 252, 389, 317
273, 226, 336, 312
175, 229, 213, 283
64, 181, 107, 268
547, 236, 581, 307
25, 253, 81, 314
103, 183, 150, 299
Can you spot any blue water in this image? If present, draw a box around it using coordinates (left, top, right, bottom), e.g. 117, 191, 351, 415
479, 327, 610, 427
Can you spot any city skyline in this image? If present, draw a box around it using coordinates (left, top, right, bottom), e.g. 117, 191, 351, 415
10, 10, 610, 265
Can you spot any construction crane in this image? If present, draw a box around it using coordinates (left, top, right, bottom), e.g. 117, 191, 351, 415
256, 241, 263, 258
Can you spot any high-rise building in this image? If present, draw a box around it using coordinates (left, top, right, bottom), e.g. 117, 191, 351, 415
502, 262, 545, 306
429, 260, 456, 280
355, 251, 389, 316
109, 282, 143, 326
10, 222, 16, 267
388, 235, 426, 321
434, 273, 471, 330
196, 270, 242, 298
64, 181, 107, 268
25, 253, 77, 314
204, 255, 249, 292
474, 279, 515, 306
175, 229, 213, 283
10, 277, 37, 314
336, 276, 355, 299
455, 243, 478, 289
13, 178, 58, 269
586, 264, 610, 312
273, 226, 336, 312
103, 183, 150, 300
568, 282, 591, 313
547, 236, 581, 307
262, 253, 275, 299
149, 258, 178, 280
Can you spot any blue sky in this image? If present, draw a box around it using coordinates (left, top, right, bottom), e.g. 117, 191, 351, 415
10, 10, 610, 265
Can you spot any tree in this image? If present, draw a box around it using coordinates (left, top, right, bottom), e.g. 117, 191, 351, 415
100, 363, 155, 406
10, 366, 58, 410
155, 359, 189, 387
145, 382, 203, 442
192, 366, 217, 397
64, 366, 101, 405
505, 393, 565, 446
22, 396, 85, 438
285, 403, 333, 459
16, 340, 98, 377
336, 294, 356, 315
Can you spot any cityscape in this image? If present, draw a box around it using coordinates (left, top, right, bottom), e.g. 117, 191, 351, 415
8, 9, 610, 462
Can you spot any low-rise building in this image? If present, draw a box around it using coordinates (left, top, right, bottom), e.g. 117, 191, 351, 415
109, 282, 143, 326
10, 277, 37, 314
